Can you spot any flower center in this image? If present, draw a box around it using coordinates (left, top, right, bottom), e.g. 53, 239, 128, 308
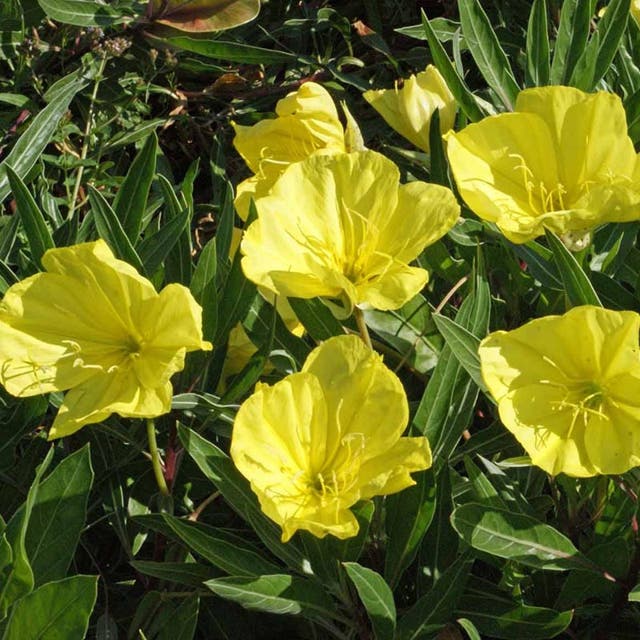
511, 154, 568, 215
124, 335, 143, 359
550, 380, 609, 438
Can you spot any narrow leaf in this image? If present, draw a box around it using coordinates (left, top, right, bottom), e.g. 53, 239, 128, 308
288, 297, 344, 341
526, 0, 550, 86
344, 563, 396, 640
0, 71, 85, 203
113, 132, 158, 240
88, 186, 145, 273
5, 165, 54, 268
545, 230, 601, 307
25, 445, 94, 585
432, 313, 486, 393
458, 0, 520, 109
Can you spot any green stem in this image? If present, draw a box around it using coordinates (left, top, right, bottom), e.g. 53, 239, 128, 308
353, 307, 372, 350
146, 419, 170, 497
69, 53, 108, 219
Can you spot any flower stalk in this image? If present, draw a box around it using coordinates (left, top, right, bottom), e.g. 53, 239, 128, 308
146, 419, 170, 497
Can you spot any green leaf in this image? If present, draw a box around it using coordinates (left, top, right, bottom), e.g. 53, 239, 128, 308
450, 503, 587, 571
629, 583, 640, 602
457, 583, 572, 639
135, 513, 281, 576
158, 595, 199, 640
384, 470, 436, 588
177, 425, 307, 572
1, 447, 54, 617
130, 561, 220, 587
0, 71, 85, 203
458, 0, 520, 110
157, 175, 192, 285
5, 165, 54, 269
571, 0, 630, 90
364, 294, 440, 374
545, 230, 601, 307
215, 250, 258, 343
526, 0, 550, 86
137, 208, 191, 277
88, 186, 145, 274
190, 239, 218, 341
149, 36, 297, 64
420, 10, 484, 122
428, 110, 450, 187
3, 575, 98, 640
288, 297, 344, 341
413, 262, 490, 461
113, 133, 158, 241
396, 551, 473, 640
37, 0, 122, 26
343, 563, 396, 640
25, 445, 93, 585
432, 314, 486, 393
549, 0, 591, 85
204, 574, 337, 621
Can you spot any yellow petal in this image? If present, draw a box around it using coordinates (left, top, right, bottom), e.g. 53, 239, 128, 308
242, 150, 455, 312
445, 112, 558, 230
357, 264, 428, 311
303, 335, 409, 460
49, 373, 172, 439
377, 181, 460, 263
364, 65, 456, 153
232, 82, 346, 219
358, 437, 432, 498
480, 306, 640, 477
0, 240, 210, 436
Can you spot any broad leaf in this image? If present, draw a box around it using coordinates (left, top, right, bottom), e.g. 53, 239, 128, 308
149, 0, 259, 32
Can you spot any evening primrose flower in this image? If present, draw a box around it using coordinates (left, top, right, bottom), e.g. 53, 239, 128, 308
445, 86, 640, 244
241, 150, 460, 316
364, 65, 456, 153
479, 306, 640, 477
0, 240, 211, 439
230, 335, 431, 541
232, 82, 347, 219
632, 1, 640, 23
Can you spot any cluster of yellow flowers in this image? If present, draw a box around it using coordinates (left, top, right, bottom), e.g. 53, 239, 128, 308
2, 71, 640, 541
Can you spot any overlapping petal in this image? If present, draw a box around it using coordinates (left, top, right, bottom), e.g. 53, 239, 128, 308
446, 86, 640, 243
364, 65, 456, 153
0, 240, 211, 438
479, 306, 640, 476
241, 150, 459, 315
232, 82, 346, 218
231, 335, 431, 541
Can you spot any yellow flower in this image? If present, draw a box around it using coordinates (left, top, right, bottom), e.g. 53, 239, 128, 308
0, 240, 212, 439
241, 150, 460, 316
479, 306, 640, 477
632, 1, 640, 23
232, 82, 347, 219
445, 86, 640, 244
364, 65, 456, 153
231, 334, 431, 541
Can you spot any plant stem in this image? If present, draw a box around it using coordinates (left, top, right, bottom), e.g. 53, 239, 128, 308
69, 52, 108, 219
146, 419, 170, 497
353, 306, 372, 350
